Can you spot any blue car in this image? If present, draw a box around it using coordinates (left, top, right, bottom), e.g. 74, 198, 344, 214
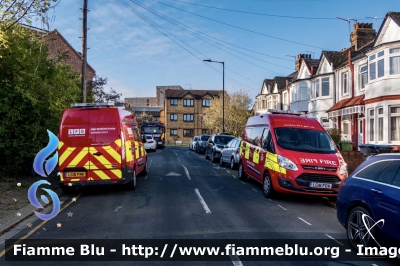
337, 154, 400, 250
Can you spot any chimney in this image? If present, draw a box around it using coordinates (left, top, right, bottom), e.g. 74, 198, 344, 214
350, 22, 376, 51
295, 54, 305, 71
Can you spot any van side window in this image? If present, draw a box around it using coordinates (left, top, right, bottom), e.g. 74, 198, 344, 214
245, 128, 252, 143
249, 127, 263, 146
262, 128, 275, 153
132, 126, 140, 142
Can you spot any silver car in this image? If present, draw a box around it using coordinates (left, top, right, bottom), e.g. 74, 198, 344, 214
189, 136, 199, 150
219, 138, 242, 169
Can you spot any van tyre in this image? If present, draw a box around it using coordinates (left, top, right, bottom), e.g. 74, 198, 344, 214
238, 162, 247, 181
346, 206, 377, 250
263, 172, 275, 198
127, 170, 136, 190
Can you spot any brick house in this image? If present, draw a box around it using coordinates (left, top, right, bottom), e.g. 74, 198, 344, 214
164, 89, 222, 144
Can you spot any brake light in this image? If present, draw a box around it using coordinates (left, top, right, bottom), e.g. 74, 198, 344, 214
148, 141, 154, 143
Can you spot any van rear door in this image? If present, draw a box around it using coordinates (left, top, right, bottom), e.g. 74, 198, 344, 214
58, 109, 90, 181
88, 108, 122, 181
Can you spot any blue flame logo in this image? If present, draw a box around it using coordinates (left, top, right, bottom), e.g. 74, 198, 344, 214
33, 130, 59, 177
29, 129, 61, 221
28, 180, 60, 220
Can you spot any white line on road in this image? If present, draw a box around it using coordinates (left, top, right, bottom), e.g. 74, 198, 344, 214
278, 205, 287, 210
240, 181, 245, 185
194, 188, 211, 214
252, 188, 258, 192
182, 165, 191, 180
226, 170, 230, 173
145, 175, 148, 179
325, 234, 344, 245
232, 175, 236, 178
298, 217, 312, 225
268, 199, 272, 201
230, 255, 243, 266
178, 157, 181, 161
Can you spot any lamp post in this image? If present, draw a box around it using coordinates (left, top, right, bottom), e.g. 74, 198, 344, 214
203, 59, 224, 133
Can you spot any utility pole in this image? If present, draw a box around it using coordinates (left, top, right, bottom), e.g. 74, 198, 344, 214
81, 0, 88, 103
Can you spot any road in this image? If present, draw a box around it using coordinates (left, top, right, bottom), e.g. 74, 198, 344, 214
0, 146, 398, 266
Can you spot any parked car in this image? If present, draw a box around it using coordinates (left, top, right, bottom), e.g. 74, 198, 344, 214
190, 136, 199, 150
220, 138, 242, 169
195, 134, 210, 154
336, 154, 400, 250
143, 135, 157, 152
205, 134, 235, 162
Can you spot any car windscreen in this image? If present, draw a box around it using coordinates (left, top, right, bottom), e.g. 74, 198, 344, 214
142, 127, 162, 134
214, 136, 235, 145
201, 135, 210, 141
274, 128, 337, 154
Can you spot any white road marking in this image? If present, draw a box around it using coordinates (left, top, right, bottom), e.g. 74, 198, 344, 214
252, 188, 258, 192
182, 165, 191, 180
240, 181, 245, 185
232, 175, 236, 178
178, 157, 181, 161
298, 217, 312, 225
230, 255, 243, 266
325, 234, 344, 245
277, 205, 287, 210
268, 199, 272, 201
145, 175, 148, 179
226, 170, 230, 173
194, 188, 211, 214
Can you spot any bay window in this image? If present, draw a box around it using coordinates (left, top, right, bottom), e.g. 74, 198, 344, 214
342, 72, 348, 95
391, 106, 400, 141
315, 79, 320, 98
378, 107, 384, 142
390, 47, 400, 75
369, 109, 374, 141
359, 65, 368, 89
321, 77, 330, 96
369, 51, 385, 80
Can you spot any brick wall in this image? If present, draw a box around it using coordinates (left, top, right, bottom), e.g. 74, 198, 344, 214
45, 30, 95, 83
341, 151, 367, 175
165, 95, 213, 144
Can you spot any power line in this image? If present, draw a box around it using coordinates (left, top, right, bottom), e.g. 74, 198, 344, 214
117, 0, 259, 93
128, 0, 290, 73
167, 0, 338, 20
150, 0, 328, 50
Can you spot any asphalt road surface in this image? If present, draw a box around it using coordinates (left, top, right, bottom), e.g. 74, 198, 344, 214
0, 146, 398, 266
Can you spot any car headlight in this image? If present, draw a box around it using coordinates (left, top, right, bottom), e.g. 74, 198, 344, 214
339, 163, 347, 175
278, 155, 298, 171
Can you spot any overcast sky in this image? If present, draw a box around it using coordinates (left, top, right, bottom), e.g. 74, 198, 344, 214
39, 0, 399, 101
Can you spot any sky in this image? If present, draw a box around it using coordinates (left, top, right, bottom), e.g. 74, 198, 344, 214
36, 0, 399, 101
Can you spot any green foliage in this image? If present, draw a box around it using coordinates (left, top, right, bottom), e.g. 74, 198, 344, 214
0, 23, 81, 177
326, 128, 342, 146
87, 75, 123, 105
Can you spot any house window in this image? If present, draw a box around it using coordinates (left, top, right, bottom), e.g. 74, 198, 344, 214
300, 83, 308, 100
321, 77, 330, 96
183, 129, 194, 137
369, 109, 374, 141
183, 99, 194, 106
315, 79, 320, 98
170, 99, 178, 105
267, 96, 272, 109
378, 107, 384, 142
369, 51, 385, 80
282, 92, 288, 110
170, 129, 178, 136
183, 114, 194, 122
342, 73, 348, 95
378, 51, 384, 78
271, 95, 278, 109
360, 65, 368, 89
390, 106, 400, 141
311, 80, 315, 99
202, 99, 212, 107
170, 114, 178, 121
202, 129, 210, 134
343, 122, 349, 140
321, 117, 329, 129
389, 47, 400, 75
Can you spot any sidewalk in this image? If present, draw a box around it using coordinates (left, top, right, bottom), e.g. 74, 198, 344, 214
0, 174, 62, 236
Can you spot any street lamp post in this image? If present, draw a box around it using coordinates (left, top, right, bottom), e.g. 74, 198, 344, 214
203, 59, 224, 133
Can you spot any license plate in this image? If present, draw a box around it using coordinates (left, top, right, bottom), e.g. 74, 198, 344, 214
309, 182, 332, 189
66, 172, 86, 177
158, 142, 162, 144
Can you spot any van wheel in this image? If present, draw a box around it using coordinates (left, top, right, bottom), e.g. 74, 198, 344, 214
230, 157, 236, 170
127, 170, 136, 190
238, 162, 247, 181
263, 172, 275, 198
60, 185, 74, 194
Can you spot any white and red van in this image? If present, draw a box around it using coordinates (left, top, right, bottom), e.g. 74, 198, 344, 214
57, 102, 148, 193
238, 110, 348, 198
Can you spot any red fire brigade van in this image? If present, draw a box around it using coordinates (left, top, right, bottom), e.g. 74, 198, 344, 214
57, 102, 148, 193
238, 110, 348, 198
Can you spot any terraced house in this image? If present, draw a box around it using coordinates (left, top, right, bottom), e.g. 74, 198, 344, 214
164, 89, 222, 144
253, 11, 400, 151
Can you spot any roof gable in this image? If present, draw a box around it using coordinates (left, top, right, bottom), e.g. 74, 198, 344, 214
316, 55, 332, 75
374, 12, 400, 47
297, 61, 311, 79
261, 79, 273, 94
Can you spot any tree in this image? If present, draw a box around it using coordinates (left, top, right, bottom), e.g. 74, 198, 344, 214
0, 23, 81, 177
87, 75, 123, 106
135, 111, 154, 126
203, 89, 252, 137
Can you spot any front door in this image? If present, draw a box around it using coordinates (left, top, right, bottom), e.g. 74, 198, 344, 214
358, 118, 364, 151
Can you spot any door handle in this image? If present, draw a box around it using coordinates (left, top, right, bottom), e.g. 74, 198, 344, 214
93, 152, 102, 156
371, 188, 382, 194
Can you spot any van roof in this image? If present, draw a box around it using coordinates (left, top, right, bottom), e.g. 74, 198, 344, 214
246, 114, 323, 130
62, 106, 138, 125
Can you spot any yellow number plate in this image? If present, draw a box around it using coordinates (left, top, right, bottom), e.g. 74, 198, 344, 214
66, 172, 86, 177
